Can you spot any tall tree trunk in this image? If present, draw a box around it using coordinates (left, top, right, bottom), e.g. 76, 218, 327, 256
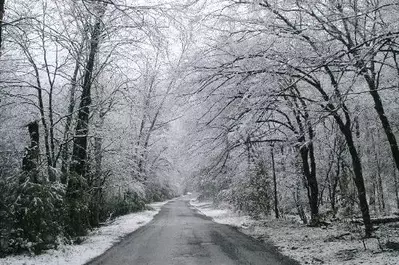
337, 4, 399, 211
90, 135, 102, 227
329, 0, 399, 185
299, 145, 319, 225
271, 145, 279, 218
22, 121, 40, 183
135, 76, 156, 181
394, 164, 399, 210
291, 92, 319, 225
309, 77, 372, 235
365, 74, 399, 173
335, 118, 373, 237
370, 182, 377, 214
316, 66, 372, 236
70, 11, 103, 177
294, 179, 308, 225
61, 50, 82, 183
306, 114, 318, 225
371, 130, 386, 214
330, 155, 341, 217
29, 60, 53, 180
66, 6, 105, 236
377, 167, 385, 214
0, 0, 4, 52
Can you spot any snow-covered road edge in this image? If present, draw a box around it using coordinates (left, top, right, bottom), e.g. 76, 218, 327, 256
189, 199, 399, 265
0, 200, 171, 265
189, 199, 254, 228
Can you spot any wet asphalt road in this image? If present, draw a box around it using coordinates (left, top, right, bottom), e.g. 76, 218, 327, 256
86, 197, 299, 265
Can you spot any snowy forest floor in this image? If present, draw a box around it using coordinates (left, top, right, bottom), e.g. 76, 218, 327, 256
0, 201, 170, 265
190, 199, 399, 265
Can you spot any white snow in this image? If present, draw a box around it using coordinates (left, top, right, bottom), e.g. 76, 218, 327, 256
190, 199, 399, 265
0, 201, 170, 265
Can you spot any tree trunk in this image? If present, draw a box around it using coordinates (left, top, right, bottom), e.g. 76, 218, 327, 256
314, 70, 372, 236
294, 180, 308, 225
271, 145, 279, 218
66, 6, 105, 236
61, 50, 81, 183
336, 119, 373, 237
0, 0, 4, 52
394, 164, 399, 210
306, 115, 319, 225
90, 136, 102, 227
237, 0, 373, 236
22, 121, 40, 183
370, 127, 386, 214
70, 12, 103, 177
30, 61, 53, 181
292, 94, 319, 225
375, 148, 386, 214
330, 156, 340, 217
364, 74, 399, 173
299, 146, 319, 225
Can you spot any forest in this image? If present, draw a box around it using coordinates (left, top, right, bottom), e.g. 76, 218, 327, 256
1, 0, 399, 263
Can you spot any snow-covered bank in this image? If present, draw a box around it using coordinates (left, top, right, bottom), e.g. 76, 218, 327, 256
0, 201, 170, 265
190, 199, 399, 265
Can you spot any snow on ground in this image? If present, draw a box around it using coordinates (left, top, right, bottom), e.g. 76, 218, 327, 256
0, 201, 170, 265
190, 199, 399, 265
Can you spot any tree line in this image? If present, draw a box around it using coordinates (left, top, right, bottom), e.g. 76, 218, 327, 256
0, 0, 185, 255
183, 0, 399, 238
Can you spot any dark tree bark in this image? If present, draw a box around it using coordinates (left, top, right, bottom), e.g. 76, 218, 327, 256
90, 135, 103, 227
61, 49, 82, 183
330, 161, 340, 216
271, 144, 279, 219
289, 67, 372, 235
70, 12, 103, 178
304, 107, 318, 225
253, 0, 377, 237
333, 2, 399, 176
329, 138, 344, 217
294, 180, 308, 225
394, 164, 399, 210
308, 55, 373, 236
370, 129, 386, 213
316, 0, 398, 221
22, 121, 40, 183
318, 49, 373, 238
315, 70, 372, 235
335, 115, 372, 236
66, 7, 105, 236
25, 51, 53, 180
290, 89, 320, 225
298, 145, 319, 224
0, 0, 4, 52
365, 74, 399, 173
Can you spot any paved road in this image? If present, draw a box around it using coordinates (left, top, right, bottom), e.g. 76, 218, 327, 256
86, 197, 299, 265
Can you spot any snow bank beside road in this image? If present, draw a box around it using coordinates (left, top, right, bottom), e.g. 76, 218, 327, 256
190, 200, 254, 228
190, 199, 399, 265
0, 201, 169, 265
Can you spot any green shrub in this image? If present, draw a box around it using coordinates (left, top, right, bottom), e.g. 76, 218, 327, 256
64, 172, 90, 237
145, 181, 175, 202
221, 164, 272, 218
103, 190, 147, 220
8, 176, 66, 254
0, 178, 13, 257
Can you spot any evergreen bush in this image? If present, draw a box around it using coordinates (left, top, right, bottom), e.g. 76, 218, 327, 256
104, 190, 147, 219
8, 176, 65, 254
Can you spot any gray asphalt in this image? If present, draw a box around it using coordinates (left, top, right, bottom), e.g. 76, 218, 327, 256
86, 197, 300, 265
